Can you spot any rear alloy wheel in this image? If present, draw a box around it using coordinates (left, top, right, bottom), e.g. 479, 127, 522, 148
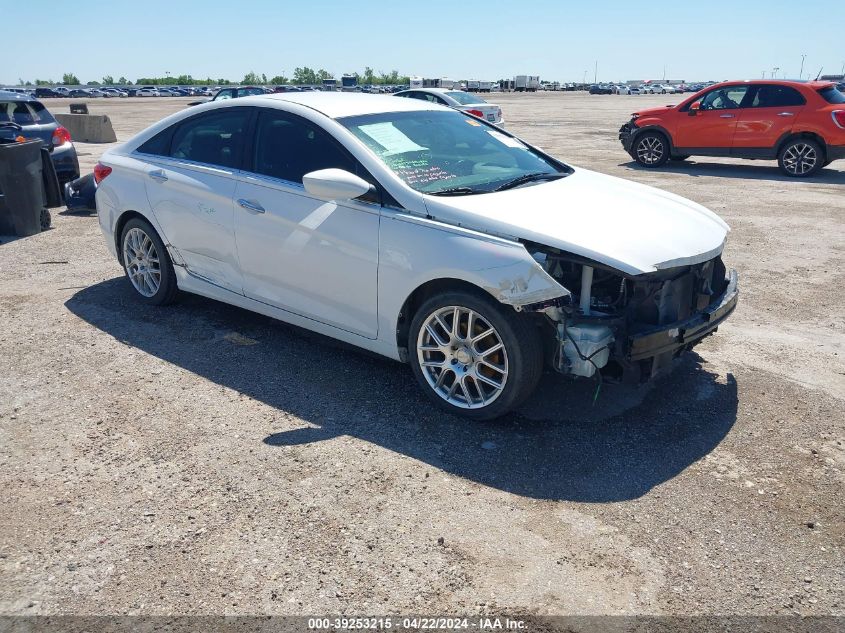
409, 291, 543, 420
120, 218, 178, 305
634, 131, 670, 168
778, 138, 823, 177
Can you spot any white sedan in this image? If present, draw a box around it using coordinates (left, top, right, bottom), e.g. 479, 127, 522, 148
136, 88, 160, 97
394, 88, 504, 126
95, 93, 737, 419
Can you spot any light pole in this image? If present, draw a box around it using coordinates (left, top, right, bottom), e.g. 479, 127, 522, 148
594, 60, 597, 84
800, 54, 806, 80
772, 67, 779, 80
583, 70, 587, 85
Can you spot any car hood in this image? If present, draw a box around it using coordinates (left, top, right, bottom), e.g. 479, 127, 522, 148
633, 105, 676, 117
420, 167, 729, 275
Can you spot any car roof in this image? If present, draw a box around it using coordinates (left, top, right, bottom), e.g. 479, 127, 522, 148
0, 90, 30, 101
710, 79, 835, 89
410, 87, 463, 93
240, 91, 443, 118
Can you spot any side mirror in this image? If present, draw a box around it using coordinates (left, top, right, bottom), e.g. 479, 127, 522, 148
688, 101, 701, 116
303, 168, 373, 200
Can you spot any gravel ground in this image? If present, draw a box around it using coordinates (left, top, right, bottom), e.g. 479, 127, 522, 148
0, 93, 843, 617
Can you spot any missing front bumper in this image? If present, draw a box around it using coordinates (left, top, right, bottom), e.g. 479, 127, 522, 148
627, 269, 738, 361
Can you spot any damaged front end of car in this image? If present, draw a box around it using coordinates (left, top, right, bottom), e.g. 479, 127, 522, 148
518, 243, 739, 383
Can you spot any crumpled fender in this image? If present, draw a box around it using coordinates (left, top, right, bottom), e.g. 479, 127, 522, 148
481, 258, 570, 306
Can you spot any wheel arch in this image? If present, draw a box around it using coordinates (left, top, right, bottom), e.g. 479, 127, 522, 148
775, 131, 827, 159
631, 124, 676, 152
395, 278, 494, 361
113, 210, 173, 266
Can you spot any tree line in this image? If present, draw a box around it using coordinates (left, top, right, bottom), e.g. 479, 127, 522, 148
17, 68, 411, 87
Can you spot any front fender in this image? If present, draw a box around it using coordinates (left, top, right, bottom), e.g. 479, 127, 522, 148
377, 212, 570, 353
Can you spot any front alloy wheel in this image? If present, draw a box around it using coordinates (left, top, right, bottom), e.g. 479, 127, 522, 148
634, 132, 670, 168
409, 290, 543, 420
417, 306, 509, 409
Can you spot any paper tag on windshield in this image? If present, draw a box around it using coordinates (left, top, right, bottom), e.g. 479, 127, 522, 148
487, 130, 526, 149
358, 122, 426, 155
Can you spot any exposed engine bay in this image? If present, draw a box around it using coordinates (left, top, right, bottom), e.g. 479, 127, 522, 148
522, 242, 737, 383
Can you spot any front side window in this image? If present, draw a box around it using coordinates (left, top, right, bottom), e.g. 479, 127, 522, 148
213, 89, 234, 101
341, 110, 567, 195
252, 110, 356, 183
169, 110, 249, 168
699, 86, 750, 110
750, 85, 806, 107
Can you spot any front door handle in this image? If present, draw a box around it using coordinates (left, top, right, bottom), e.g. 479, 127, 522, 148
777, 112, 794, 117
719, 114, 736, 118
148, 169, 168, 182
237, 198, 265, 213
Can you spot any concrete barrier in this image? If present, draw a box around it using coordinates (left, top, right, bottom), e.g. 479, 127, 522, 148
54, 113, 117, 143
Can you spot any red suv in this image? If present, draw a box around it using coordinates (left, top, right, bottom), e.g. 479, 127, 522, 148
619, 80, 845, 177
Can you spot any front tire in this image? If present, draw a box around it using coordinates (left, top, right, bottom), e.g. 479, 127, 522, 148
120, 217, 178, 305
633, 131, 670, 168
409, 290, 543, 420
778, 138, 823, 177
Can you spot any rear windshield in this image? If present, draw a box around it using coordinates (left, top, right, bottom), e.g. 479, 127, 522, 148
0, 100, 55, 125
818, 86, 845, 104
445, 91, 486, 105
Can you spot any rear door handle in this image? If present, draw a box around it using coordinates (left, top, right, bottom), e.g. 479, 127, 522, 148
237, 198, 265, 213
777, 112, 794, 117
148, 169, 168, 182
719, 114, 736, 118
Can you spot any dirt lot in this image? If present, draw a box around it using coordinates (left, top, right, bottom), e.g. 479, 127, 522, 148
1, 93, 843, 617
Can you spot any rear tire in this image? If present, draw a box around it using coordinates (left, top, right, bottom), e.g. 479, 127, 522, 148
778, 138, 823, 177
119, 217, 178, 305
408, 289, 543, 420
633, 131, 670, 168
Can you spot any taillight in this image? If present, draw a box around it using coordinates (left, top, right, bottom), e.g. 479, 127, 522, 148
52, 126, 72, 147
466, 109, 484, 118
832, 110, 845, 129
94, 162, 112, 184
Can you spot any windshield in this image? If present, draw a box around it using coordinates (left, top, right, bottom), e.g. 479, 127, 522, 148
445, 91, 486, 105
340, 110, 567, 195
818, 86, 845, 104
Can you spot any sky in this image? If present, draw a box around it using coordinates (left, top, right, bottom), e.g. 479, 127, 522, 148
2, 0, 843, 85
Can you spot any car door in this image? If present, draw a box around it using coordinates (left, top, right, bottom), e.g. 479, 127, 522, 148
733, 84, 806, 151
233, 108, 380, 338
139, 107, 252, 293
675, 85, 751, 149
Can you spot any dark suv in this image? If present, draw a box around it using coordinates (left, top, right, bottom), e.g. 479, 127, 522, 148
0, 91, 80, 188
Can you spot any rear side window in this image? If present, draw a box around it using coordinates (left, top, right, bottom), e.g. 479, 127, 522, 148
818, 87, 845, 104
170, 110, 250, 168
0, 101, 54, 125
750, 85, 806, 107
136, 126, 175, 156
446, 91, 486, 105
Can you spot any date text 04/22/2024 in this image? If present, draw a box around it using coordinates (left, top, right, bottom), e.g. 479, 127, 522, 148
307, 617, 527, 630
